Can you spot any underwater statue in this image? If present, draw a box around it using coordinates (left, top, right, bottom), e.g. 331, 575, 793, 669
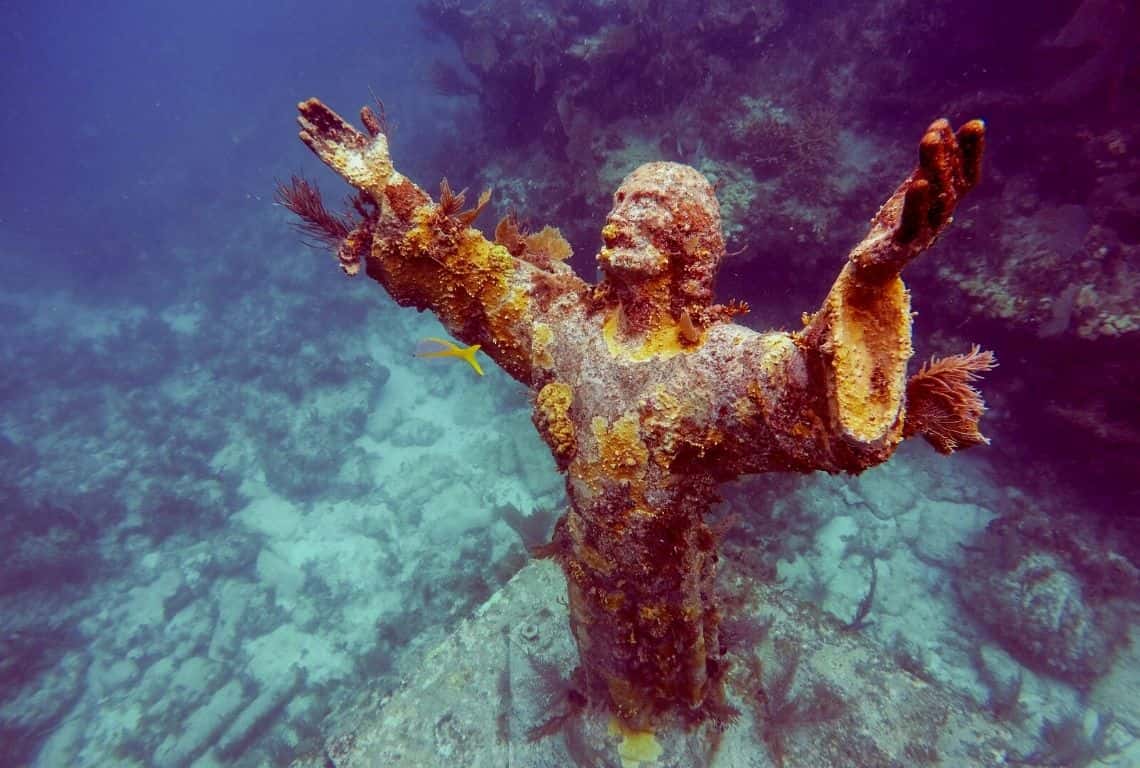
279, 98, 993, 732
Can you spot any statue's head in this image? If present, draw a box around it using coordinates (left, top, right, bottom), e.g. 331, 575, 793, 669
596, 163, 725, 334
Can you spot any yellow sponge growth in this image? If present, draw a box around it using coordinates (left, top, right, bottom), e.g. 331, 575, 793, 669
609, 717, 663, 767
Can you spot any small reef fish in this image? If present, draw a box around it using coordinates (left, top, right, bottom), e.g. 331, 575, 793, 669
415, 337, 484, 376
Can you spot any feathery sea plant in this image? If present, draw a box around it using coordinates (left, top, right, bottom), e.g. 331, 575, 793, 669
904, 345, 998, 454
275, 176, 354, 248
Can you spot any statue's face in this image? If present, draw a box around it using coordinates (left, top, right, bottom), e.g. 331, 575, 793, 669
597, 162, 723, 301
598, 186, 671, 284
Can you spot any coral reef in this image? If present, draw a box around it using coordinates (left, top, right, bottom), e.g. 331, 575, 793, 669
281, 98, 991, 728
958, 550, 1127, 685
956, 501, 1138, 686
933, 122, 1140, 343
412, 0, 864, 278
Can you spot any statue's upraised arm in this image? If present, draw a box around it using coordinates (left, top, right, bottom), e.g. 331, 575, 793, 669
279, 98, 589, 387
790, 119, 991, 469
646, 119, 992, 477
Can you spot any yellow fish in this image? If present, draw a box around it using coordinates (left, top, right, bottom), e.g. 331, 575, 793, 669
415, 337, 484, 376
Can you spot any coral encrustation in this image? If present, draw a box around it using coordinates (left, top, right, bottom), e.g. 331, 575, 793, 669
279, 98, 992, 729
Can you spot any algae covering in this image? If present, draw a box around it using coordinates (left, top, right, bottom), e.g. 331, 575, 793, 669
279, 98, 993, 733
